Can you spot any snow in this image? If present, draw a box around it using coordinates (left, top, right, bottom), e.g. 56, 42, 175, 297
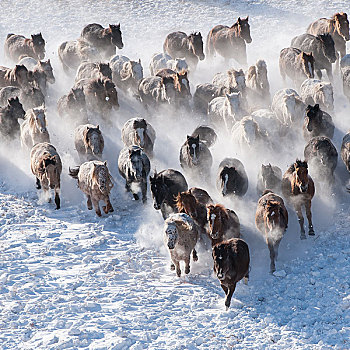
1, 0, 350, 349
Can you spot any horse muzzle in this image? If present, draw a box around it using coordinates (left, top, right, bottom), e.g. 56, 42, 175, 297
153, 203, 161, 210
114, 41, 124, 49
217, 272, 225, 280
245, 37, 252, 44
199, 54, 205, 61
167, 243, 175, 250
300, 184, 308, 193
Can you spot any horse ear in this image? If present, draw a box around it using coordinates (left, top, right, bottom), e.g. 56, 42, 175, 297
246, 16, 249, 21
238, 17, 242, 24
187, 135, 190, 140
96, 124, 99, 130
104, 161, 107, 166
196, 134, 199, 141
138, 58, 141, 64
225, 93, 230, 99
314, 104, 319, 110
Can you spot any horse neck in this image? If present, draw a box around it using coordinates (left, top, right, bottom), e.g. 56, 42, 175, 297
185, 38, 197, 59
229, 25, 240, 39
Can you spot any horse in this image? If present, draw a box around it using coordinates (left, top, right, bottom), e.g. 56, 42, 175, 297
246, 59, 271, 108
74, 124, 104, 162
206, 17, 252, 65
27, 59, 55, 95
149, 53, 188, 75
212, 238, 250, 309
212, 68, 246, 94
206, 204, 240, 246
164, 213, 198, 277
216, 158, 248, 197
75, 62, 112, 82
58, 39, 102, 74
30, 142, 62, 209
0, 97, 25, 139
74, 77, 119, 118
0, 65, 32, 89
179, 135, 213, 179
193, 83, 232, 114
0, 85, 45, 110
208, 92, 245, 131
255, 190, 288, 273
150, 169, 188, 219
69, 160, 114, 217
291, 33, 336, 81
271, 88, 306, 132
121, 117, 156, 158
57, 87, 88, 125
137, 76, 177, 109
303, 104, 334, 141
342, 66, 350, 101
191, 125, 217, 148
176, 190, 209, 246
307, 13, 349, 64
118, 145, 151, 203
279, 48, 314, 86
304, 136, 338, 185
341, 131, 350, 187
4, 33, 45, 61
281, 160, 315, 239
300, 79, 334, 112
81, 23, 123, 59
110, 55, 143, 93
20, 106, 50, 149
256, 163, 282, 196
163, 31, 204, 70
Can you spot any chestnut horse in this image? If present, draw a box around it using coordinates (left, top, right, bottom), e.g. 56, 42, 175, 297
206, 204, 240, 246
282, 160, 315, 239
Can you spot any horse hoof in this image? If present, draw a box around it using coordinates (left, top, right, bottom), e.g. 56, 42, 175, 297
170, 264, 175, 270
300, 234, 306, 240
176, 271, 181, 277
133, 194, 139, 201
87, 206, 93, 210
96, 211, 102, 217
109, 207, 114, 213
309, 229, 315, 236
185, 268, 190, 274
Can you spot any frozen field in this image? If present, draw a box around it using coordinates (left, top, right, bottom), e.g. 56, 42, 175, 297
0, 0, 350, 349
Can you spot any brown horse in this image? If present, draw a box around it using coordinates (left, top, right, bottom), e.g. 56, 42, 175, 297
255, 190, 288, 273
307, 13, 349, 62
282, 160, 315, 239
176, 190, 209, 243
206, 17, 252, 65
163, 31, 204, 70
0, 65, 32, 88
206, 204, 240, 246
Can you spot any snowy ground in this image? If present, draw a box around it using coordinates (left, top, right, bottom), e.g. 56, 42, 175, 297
1, 0, 350, 349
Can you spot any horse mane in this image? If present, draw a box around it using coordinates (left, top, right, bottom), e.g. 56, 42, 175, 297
287, 159, 308, 173
175, 191, 196, 212
209, 203, 229, 220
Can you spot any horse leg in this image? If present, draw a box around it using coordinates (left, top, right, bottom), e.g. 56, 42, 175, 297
244, 270, 249, 285
141, 181, 147, 204
305, 200, 314, 235
125, 180, 131, 192
92, 197, 102, 217
170, 263, 175, 270
54, 187, 60, 210
184, 257, 190, 274
221, 284, 228, 295
36, 178, 41, 189
267, 239, 276, 273
174, 260, 181, 277
86, 195, 93, 210
192, 248, 198, 262
315, 68, 322, 80
325, 65, 333, 82
225, 283, 236, 310
295, 204, 306, 239
102, 196, 114, 214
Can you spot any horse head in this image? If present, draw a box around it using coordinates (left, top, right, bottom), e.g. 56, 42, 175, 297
333, 12, 350, 41
39, 59, 55, 84
207, 204, 228, 239
93, 161, 110, 193
150, 171, 166, 210
103, 79, 119, 108
189, 32, 205, 61
300, 52, 314, 78
262, 201, 283, 232
109, 23, 124, 49
237, 16, 252, 43
305, 104, 322, 132
8, 97, 25, 120
164, 221, 178, 249
220, 166, 238, 196
98, 62, 112, 80
186, 135, 200, 165
293, 159, 309, 193
319, 34, 337, 63
128, 147, 144, 180
32, 106, 47, 133
31, 33, 45, 60
86, 125, 103, 156
212, 243, 229, 280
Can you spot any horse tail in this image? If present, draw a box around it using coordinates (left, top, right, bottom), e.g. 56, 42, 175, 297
6, 33, 15, 40
68, 166, 80, 179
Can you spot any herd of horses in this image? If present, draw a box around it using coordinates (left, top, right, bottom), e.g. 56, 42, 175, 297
0, 12, 350, 309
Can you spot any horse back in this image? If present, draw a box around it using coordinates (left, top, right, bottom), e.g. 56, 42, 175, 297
307, 18, 330, 36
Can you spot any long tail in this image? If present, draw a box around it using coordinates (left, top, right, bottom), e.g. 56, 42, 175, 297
68, 166, 80, 179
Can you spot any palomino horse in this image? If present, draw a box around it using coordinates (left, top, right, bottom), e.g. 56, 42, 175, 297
255, 190, 288, 273
282, 160, 315, 239
206, 17, 252, 65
